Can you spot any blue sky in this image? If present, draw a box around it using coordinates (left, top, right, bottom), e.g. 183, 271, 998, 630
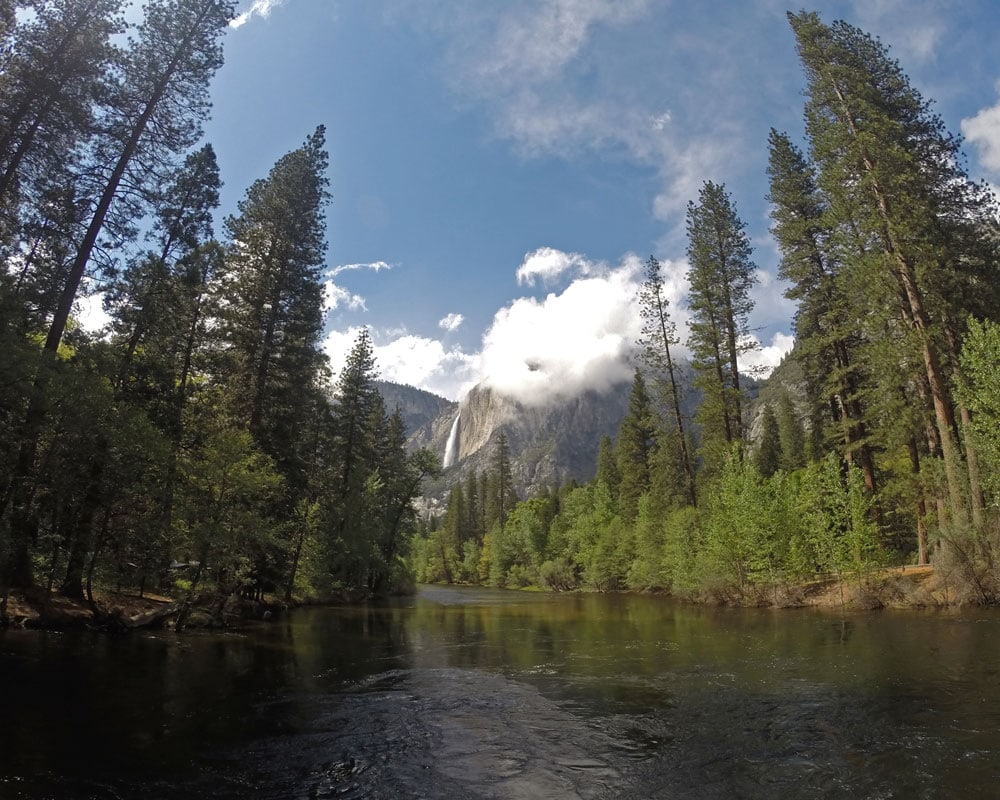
200, 0, 1000, 402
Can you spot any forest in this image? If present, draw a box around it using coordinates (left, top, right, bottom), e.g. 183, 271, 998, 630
2, 3, 999, 622
0, 0, 439, 625
411, 12, 1000, 607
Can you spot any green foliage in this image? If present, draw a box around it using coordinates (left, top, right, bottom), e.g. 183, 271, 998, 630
175, 422, 284, 595
696, 450, 784, 599
616, 370, 654, 524
958, 319, 1000, 504
777, 393, 806, 472
796, 454, 884, 586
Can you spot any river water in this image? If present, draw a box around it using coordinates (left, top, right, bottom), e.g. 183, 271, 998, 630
1, 586, 999, 799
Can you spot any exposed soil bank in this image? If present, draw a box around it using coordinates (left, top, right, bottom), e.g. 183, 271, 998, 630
687, 564, 979, 610
1, 589, 286, 632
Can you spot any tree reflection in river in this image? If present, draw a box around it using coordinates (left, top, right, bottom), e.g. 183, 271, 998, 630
1, 585, 999, 798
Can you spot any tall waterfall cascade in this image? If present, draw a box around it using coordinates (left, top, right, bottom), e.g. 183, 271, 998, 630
442, 413, 461, 468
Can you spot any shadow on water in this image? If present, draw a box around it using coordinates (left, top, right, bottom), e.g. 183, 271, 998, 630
2, 585, 1000, 798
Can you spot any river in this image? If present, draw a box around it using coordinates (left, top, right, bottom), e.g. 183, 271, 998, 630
1, 586, 999, 799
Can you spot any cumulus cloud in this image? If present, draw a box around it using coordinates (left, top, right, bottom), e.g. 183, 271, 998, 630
962, 95, 1000, 174
322, 280, 366, 313
438, 312, 465, 332
230, 0, 289, 29
323, 326, 478, 400
478, 252, 651, 405
321, 247, 791, 403
515, 246, 592, 286
322, 249, 674, 403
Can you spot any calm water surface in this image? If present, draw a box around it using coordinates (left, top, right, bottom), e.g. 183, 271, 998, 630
1, 586, 999, 799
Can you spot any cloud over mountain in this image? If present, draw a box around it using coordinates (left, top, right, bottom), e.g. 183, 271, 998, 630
322, 244, 793, 403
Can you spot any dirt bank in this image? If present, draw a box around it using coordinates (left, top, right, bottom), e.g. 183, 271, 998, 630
1, 589, 286, 632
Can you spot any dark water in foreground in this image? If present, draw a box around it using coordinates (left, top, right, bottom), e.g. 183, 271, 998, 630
1, 587, 999, 799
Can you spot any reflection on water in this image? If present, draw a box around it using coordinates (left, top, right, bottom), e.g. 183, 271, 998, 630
1, 586, 999, 798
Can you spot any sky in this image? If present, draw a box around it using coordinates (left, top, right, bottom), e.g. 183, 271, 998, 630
189, 0, 1000, 403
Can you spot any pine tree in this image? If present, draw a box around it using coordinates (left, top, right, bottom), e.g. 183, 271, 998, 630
370, 409, 439, 593
110, 143, 221, 392
218, 126, 328, 488
0, 0, 124, 218
594, 435, 620, 499
776, 393, 806, 472
788, 10, 1000, 527
485, 429, 517, 531
44, 0, 234, 355
0, 0, 233, 591
616, 369, 655, 524
755, 404, 782, 478
766, 129, 879, 490
464, 469, 484, 544
685, 181, 757, 473
324, 329, 383, 586
637, 255, 696, 506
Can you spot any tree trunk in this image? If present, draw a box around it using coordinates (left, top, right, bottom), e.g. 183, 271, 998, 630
60, 436, 107, 599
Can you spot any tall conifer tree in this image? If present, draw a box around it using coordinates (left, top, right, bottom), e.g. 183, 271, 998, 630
218, 126, 328, 489
637, 255, 696, 506
788, 10, 1000, 526
685, 181, 757, 471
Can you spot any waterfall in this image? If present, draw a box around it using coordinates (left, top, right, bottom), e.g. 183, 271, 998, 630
443, 412, 461, 468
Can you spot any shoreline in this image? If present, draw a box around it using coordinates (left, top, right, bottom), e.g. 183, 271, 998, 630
1, 564, 985, 634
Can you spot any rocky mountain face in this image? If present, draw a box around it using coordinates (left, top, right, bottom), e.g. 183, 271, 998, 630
375, 381, 456, 447
375, 379, 633, 496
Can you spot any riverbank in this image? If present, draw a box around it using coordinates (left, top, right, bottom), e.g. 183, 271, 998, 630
0, 563, 977, 632
771, 565, 940, 609
493, 562, 979, 611
647, 564, 969, 610
0, 588, 286, 631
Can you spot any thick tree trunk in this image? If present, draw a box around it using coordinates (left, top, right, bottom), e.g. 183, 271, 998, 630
60, 436, 107, 599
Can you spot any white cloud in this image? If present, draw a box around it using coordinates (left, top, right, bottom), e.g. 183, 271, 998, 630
473, 0, 651, 88
377, 335, 479, 396
650, 112, 672, 131
323, 326, 368, 377
323, 280, 366, 313
322, 250, 666, 403
478, 252, 652, 405
962, 95, 1000, 175
321, 248, 798, 404
230, 0, 289, 29
322, 326, 479, 400
738, 331, 795, 378
406, 0, 750, 234
515, 246, 592, 286
438, 312, 465, 331
327, 260, 394, 277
